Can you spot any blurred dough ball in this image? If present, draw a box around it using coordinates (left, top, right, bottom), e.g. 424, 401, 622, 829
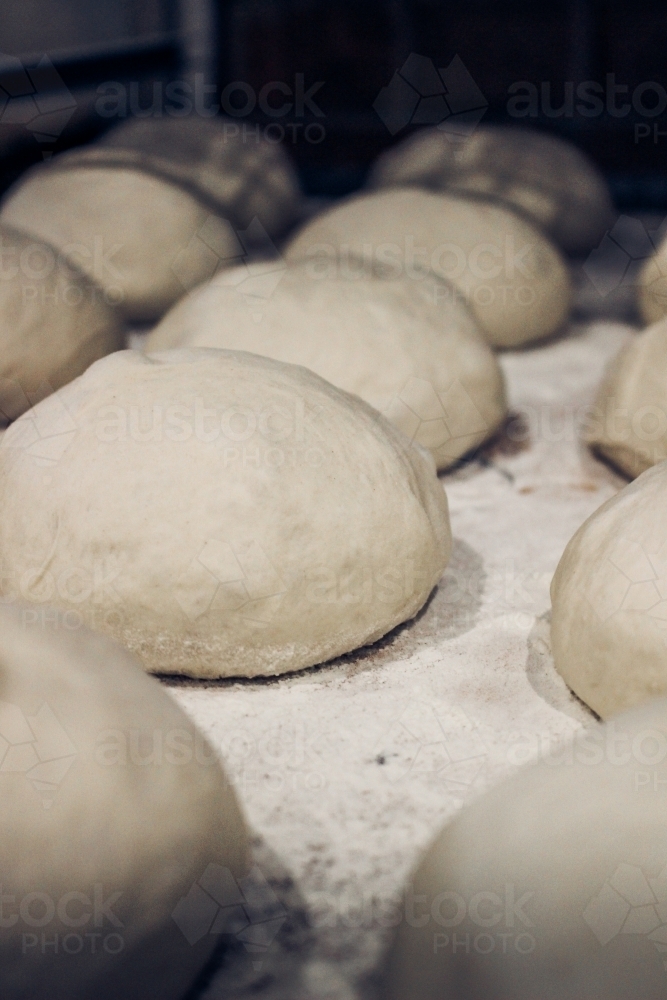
146, 260, 507, 471
382, 696, 667, 1000
587, 318, 667, 478
0, 116, 302, 323
639, 234, 667, 324
285, 188, 571, 348
0, 602, 248, 1000
0, 223, 124, 421
0, 348, 451, 678
368, 125, 615, 256
551, 460, 667, 717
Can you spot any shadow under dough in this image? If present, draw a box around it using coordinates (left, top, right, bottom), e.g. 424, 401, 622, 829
525, 610, 598, 723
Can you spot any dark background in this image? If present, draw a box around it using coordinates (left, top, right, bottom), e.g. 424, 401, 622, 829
1, 0, 666, 207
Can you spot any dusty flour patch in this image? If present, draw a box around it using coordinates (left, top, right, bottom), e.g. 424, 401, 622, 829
162, 311, 635, 999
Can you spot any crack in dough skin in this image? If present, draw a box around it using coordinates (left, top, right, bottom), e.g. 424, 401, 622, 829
0, 603, 248, 1000
146, 260, 507, 471
0, 348, 451, 678
551, 461, 667, 717
381, 697, 667, 1000
285, 189, 571, 348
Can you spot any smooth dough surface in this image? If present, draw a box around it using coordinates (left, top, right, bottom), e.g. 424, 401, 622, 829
0, 348, 451, 678
146, 261, 507, 470
587, 318, 667, 478
1, 166, 222, 322
639, 235, 667, 324
0, 602, 248, 1000
0, 223, 125, 420
551, 460, 667, 717
367, 125, 615, 256
285, 189, 571, 348
382, 696, 667, 1000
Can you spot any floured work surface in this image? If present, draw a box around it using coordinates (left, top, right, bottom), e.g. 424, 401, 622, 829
163, 272, 636, 999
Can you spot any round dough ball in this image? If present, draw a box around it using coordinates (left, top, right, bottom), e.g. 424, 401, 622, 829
1, 165, 223, 323
0, 348, 451, 678
639, 238, 667, 324
146, 261, 507, 471
586, 318, 667, 479
382, 696, 667, 1000
0, 601, 248, 1000
368, 125, 615, 256
551, 460, 667, 717
96, 115, 301, 238
0, 223, 125, 421
285, 189, 571, 348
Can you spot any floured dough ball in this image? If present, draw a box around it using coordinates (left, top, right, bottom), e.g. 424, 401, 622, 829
368, 125, 615, 256
0, 348, 451, 678
285, 189, 571, 348
551, 461, 667, 717
587, 318, 667, 478
639, 234, 667, 324
0, 602, 248, 1000
0, 223, 125, 421
146, 260, 507, 470
0, 117, 301, 323
97, 115, 301, 238
382, 696, 667, 1000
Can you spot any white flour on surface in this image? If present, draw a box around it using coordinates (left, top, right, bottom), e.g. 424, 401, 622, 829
157, 291, 638, 998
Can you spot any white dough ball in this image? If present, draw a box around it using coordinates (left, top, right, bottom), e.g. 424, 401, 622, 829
0, 602, 248, 1000
368, 125, 615, 256
146, 261, 507, 470
0, 348, 451, 678
285, 189, 571, 348
587, 318, 667, 478
551, 460, 667, 717
0, 223, 125, 421
0, 117, 302, 323
382, 696, 667, 1000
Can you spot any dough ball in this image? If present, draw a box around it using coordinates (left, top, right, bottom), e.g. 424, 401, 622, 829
0, 348, 451, 678
96, 115, 301, 238
368, 125, 615, 256
381, 696, 667, 1000
146, 260, 507, 471
551, 460, 667, 717
1, 165, 224, 323
586, 318, 667, 478
0, 602, 248, 1000
0, 223, 125, 421
285, 189, 571, 348
639, 236, 667, 324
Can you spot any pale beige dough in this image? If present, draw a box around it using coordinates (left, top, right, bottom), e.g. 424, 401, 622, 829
0, 348, 451, 678
639, 237, 667, 324
285, 188, 571, 348
0, 602, 248, 1000
0, 116, 302, 323
551, 460, 667, 717
145, 261, 507, 470
0, 223, 125, 421
382, 696, 667, 1000
587, 318, 667, 478
368, 125, 615, 256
